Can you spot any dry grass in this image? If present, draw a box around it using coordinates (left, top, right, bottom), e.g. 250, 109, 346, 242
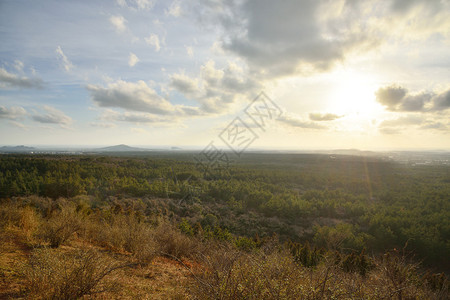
191, 247, 446, 299
1, 198, 448, 299
85, 213, 157, 265
38, 201, 84, 248
22, 247, 129, 299
153, 221, 200, 259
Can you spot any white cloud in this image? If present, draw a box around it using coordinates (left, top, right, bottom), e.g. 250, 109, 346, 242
379, 0, 450, 41
186, 46, 194, 58
32, 106, 72, 127
0, 67, 43, 89
13, 60, 24, 72
380, 115, 424, 128
90, 122, 116, 128
309, 113, 343, 121
117, 0, 154, 10
277, 113, 326, 129
131, 127, 148, 134
379, 127, 401, 135
128, 52, 139, 67
8, 121, 28, 130
109, 15, 127, 33
101, 109, 167, 123
87, 80, 201, 117
145, 33, 160, 52
55, 46, 74, 72
378, 113, 449, 134
0, 106, 27, 120
170, 60, 261, 114
166, 1, 182, 17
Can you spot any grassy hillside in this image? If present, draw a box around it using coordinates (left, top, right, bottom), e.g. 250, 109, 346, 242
0, 196, 448, 299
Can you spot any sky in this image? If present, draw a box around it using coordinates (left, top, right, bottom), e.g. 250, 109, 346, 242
0, 0, 449, 150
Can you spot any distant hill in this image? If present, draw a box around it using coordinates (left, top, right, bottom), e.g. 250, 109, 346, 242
328, 149, 379, 156
95, 144, 149, 152
0, 145, 36, 153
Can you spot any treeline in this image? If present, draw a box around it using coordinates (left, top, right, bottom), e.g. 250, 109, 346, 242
0, 153, 449, 271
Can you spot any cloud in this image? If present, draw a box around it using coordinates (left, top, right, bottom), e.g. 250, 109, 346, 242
166, 1, 182, 17
419, 122, 448, 131
199, 0, 380, 77
0, 106, 27, 120
14, 60, 24, 72
277, 114, 326, 129
191, 0, 449, 79
101, 110, 166, 123
309, 112, 342, 121
169, 60, 261, 113
376, 85, 450, 112
185, 46, 194, 58
375, 85, 407, 109
110, 15, 127, 33
8, 121, 28, 130
117, 0, 154, 10
431, 89, 450, 110
170, 73, 199, 97
384, 0, 450, 40
87, 80, 201, 117
379, 127, 401, 135
379, 115, 424, 128
378, 114, 449, 134
90, 122, 116, 128
0, 67, 43, 89
128, 52, 139, 67
131, 127, 148, 134
32, 106, 72, 127
145, 33, 161, 51
55, 46, 74, 72
99, 109, 184, 126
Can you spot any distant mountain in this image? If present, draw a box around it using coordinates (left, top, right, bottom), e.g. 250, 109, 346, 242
330, 149, 378, 156
95, 144, 149, 152
0, 145, 36, 153
171, 146, 182, 150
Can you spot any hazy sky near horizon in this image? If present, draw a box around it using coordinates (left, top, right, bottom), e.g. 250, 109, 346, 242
1, 0, 449, 150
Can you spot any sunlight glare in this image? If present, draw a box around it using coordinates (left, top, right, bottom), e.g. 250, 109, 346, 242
327, 69, 382, 116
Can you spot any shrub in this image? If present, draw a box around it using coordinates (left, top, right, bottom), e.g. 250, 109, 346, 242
85, 212, 157, 265
153, 220, 199, 258
23, 247, 128, 299
39, 201, 84, 248
289, 241, 324, 268
333, 249, 374, 276
234, 236, 257, 251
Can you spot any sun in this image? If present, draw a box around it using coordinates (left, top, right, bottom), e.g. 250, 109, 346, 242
326, 68, 383, 116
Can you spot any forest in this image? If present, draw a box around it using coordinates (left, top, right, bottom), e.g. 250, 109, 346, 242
1, 152, 448, 269
0, 152, 449, 298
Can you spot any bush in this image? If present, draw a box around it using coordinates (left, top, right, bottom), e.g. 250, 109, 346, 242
23, 247, 128, 299
85, 212, 157, 265
0, 202, 40, 233
289, 241, 324, 268
193, 247, 314, 299
153, 220, 199, 258
39, 201, 84, 248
